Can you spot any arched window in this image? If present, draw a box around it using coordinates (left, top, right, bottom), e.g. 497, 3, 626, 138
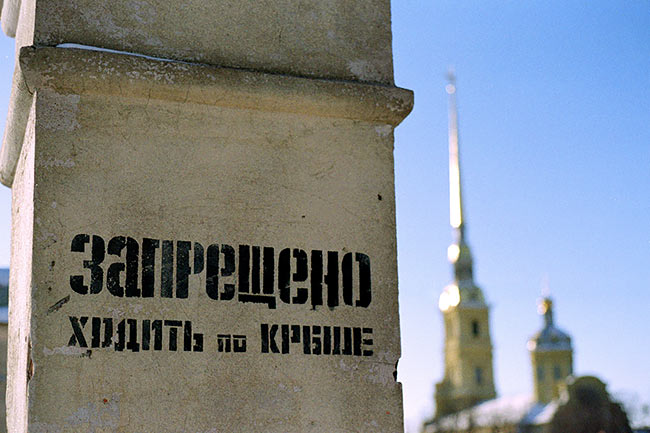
537, 366, 544, 381
475, 367, 483, 385
471, 320, 480, 337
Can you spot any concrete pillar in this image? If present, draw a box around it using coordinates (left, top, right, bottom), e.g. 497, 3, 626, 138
0, 312, 6, 433
0, 1, 413, 431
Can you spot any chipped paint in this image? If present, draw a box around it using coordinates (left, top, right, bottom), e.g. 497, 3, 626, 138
375, 125, 392, 137
365, 362, 395, 386
64, 393, 121, 431
34, 217, 58, 247
128, 304, 143, 314
39, 93, 81, 132
42, 345, 88, 356
348, 59, 379, 82
35, 157, 75, 168
278, 383, 302, 393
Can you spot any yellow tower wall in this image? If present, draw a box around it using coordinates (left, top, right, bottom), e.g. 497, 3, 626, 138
436, 306, 496, 417
530, 349, 573, 404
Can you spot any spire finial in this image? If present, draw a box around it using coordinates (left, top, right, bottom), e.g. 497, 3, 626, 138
538, 296, 554, 327
539, 275, 554, 326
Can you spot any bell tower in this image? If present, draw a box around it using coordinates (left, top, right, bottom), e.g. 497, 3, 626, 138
528, 296, 574, 403
434, 73, 496, 418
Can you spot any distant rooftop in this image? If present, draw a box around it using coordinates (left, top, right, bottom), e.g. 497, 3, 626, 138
423, 394, 559, 432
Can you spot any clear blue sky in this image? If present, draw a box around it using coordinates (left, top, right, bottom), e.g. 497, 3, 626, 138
391, 2, 650, 431
1, 2, 649, 431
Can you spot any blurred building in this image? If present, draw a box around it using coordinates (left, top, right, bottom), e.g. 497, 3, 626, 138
424, 374, 633, 433
421, 77, 632, 433
527, 297, 573, 405
425, 294, 631, 433
433, 74, 496, 418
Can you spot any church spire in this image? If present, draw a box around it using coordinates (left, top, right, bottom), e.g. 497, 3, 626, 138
435, 73, 496, 418
539, 297, 555, 327
446, 70, 464, 244
529, 294, 574, 403
445, 71, 474, 284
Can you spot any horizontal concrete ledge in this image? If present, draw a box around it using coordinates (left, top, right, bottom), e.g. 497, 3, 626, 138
0, 45, 413, 187
0, 0, 20, 37
20, 46, 414, 123
0, 61, 30, 187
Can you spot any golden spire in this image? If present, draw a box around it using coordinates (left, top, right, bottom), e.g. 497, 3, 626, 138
445, 70, 474, 284
446, 69, 465, 245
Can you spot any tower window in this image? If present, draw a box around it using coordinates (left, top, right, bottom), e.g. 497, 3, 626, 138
553, 365, 562, 380
471, 320, 480, 337
537, 366, 544, 381
475, 367, 483, 385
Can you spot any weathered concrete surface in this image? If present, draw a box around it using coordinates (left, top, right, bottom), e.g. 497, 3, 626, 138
3, 46, 413, 432
0, 62, 30, 186
0, 0, 21, 37
0, 321, 7, 433
6, 96, 34, 433
4, 0, 394, 84
1, 0, 412, 429
1, 46, 413, 187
